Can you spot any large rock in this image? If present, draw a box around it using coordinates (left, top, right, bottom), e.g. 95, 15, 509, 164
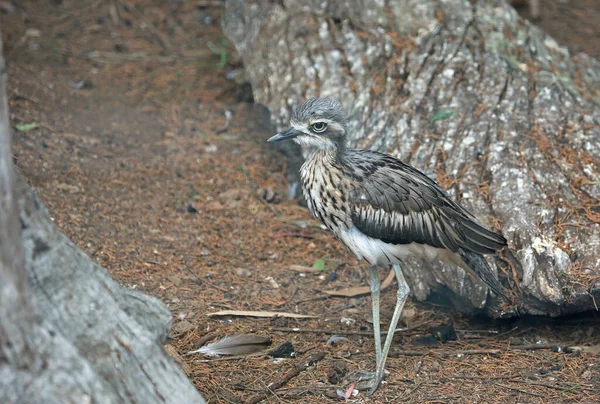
223, 0, 600, 317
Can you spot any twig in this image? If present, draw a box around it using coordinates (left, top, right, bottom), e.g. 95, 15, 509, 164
117, 0, 173, 52
275, 286, 299, 307
194, 332, 218, 349
271, 321, 432, 337
275, 384, 337, 396
517, 380, 594, 393
237, 163, 282, 218
183, 266, 230, 293
13, 66, 56, 98
455, 329, 499, 334
85, 51, 211, 64
509, 343, 563, 350
60, 0, 103, 20
396, 380, 424, 400
495, 383, 544, 398
452, 375, 515, 380
391, 349, 501, 357
196, 0, 225, 6
421, 395, 462, 401
257, 194, 281, 217
495, 326, 519, 338
247, 351, 326, 404
273, 232, 315, 239
294, 294, 330, 304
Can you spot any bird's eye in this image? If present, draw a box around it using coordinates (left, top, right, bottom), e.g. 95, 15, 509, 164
311, 122, 327, 133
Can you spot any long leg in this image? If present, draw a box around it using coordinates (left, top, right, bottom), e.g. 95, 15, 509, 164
367, 263, 410, 395
369, 265, 382, 364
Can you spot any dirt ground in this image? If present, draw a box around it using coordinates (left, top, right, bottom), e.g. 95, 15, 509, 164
2, 0, 599, 403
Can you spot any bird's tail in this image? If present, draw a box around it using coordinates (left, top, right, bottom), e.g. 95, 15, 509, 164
458, 248, 509, 302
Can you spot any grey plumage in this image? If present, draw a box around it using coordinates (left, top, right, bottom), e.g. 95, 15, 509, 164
268, 97, 508, 395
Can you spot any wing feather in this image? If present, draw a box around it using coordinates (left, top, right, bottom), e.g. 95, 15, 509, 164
347, 152, 506, 255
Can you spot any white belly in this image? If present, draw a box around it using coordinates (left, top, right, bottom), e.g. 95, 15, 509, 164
340, 226, 459, 267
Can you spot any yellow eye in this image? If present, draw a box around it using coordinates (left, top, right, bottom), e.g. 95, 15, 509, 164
311, 122, 327, 133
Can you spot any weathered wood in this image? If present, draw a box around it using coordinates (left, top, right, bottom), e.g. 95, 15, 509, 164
0, 36, 205, 404
223, 0, 600, 317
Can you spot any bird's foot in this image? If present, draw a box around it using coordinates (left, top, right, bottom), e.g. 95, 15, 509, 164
346, 369, 386, 396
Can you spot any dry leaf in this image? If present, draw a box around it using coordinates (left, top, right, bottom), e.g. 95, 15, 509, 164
289, 264, 322, 273
189, 334, 271, 355
207, 310, 317, 319
323, 269, 395, 297
402, 308, 416, 320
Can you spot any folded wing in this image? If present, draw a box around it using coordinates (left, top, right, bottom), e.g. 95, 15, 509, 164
347, 153, 507, 255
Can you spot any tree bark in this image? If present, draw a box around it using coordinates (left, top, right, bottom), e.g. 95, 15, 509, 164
0, 37, 205, 404
223, 0, 600, 317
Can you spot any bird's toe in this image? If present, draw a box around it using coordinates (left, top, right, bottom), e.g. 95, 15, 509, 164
346, 370, 376, 381
347, 370, 385, 395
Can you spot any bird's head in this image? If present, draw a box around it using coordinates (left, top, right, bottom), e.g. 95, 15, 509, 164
267, 97, 348, 152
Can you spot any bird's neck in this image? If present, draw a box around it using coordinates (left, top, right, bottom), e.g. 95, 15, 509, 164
301, 142, 346, 167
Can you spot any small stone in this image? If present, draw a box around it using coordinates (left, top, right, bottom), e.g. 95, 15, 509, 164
267, 341, 294, 358
172, 320, 195, 334
68, 80, 93, 90
412, 336, 440, 347
509, 337, 525, 345
55, 182, 80, 193
322, 272, 337, 285
0, 1, 16, 13
235, 268, 252, 278
25, 28, 41, 37
204, 143, 218, 154
429, 323, 457, 344
265, 276, 279, 289
256, 187, 278, 203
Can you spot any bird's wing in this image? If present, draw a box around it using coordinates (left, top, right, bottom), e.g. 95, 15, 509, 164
347, 153, 506, 254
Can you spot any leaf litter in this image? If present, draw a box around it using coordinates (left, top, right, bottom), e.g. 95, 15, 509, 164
4, 0, 600, 403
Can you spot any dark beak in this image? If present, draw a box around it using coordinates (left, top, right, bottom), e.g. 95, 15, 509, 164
267, 127, 302, 143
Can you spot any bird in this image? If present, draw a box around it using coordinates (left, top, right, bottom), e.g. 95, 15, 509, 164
267, 97, 508, 395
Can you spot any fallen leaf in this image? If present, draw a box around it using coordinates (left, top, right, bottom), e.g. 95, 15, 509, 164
55, 182, 80, 193
189, 334, 271, 355
402, 308, 416, 320
15, 122, 40, 132
289, 264, 322, 273
312, 259, 326, 270
167, 275, 182, 287
207, 310, 317, 319
323, 269, 395, 297
219, 188, 242, 200
430, 110, 453, 124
